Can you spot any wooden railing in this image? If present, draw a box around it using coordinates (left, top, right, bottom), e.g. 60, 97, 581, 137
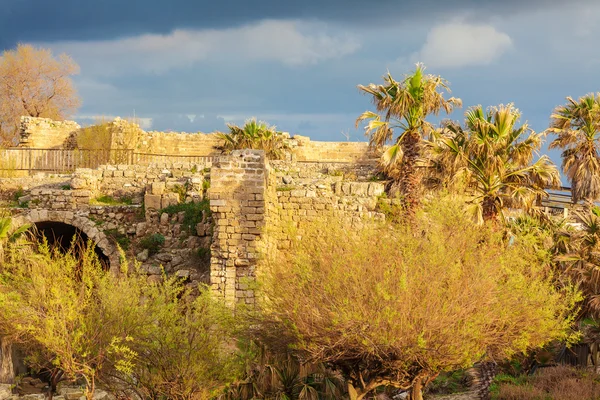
0, 148, 217, 173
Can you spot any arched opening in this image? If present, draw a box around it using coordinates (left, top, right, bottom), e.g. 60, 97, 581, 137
33, 221, 111, 269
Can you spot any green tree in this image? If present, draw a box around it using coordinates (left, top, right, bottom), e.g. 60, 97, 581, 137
254, 198, 579, 400
548, 93, 600, 205
217, 118, 289, 159
429, 104, 560, 222
356, 64, 461, 211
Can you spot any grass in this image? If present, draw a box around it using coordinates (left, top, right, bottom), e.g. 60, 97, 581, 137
276, 186, 295, 192
159, 199, 211, 234
492, 366, 600, 400
91, 194, 133, 206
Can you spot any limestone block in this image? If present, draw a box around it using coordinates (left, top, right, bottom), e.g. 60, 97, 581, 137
160, 212, 169, 225
144, 194, 162, 210
151, 182, 166, 195
70, 177, 87, 189
161, 192, 179, 208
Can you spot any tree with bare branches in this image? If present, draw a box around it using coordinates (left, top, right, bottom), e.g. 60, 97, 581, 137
0, 44, 80, 145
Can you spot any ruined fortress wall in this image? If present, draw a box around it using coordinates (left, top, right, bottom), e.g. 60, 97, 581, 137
18, 117, 81, 148
208, 150, 386, 304
136, 131, 222, 155
288, 136, 377, 163
15, 117, 377, 164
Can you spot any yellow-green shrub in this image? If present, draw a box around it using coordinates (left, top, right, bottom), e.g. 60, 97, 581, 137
0, 240, 240, 400
255, 197, 580, 400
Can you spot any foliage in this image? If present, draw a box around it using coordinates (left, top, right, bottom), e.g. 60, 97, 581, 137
76, 121, 113, 151
0, 44, 80, 145
217, 118, 289, 159
103, 228, 131, 251
220, 347, 346, 400
426, 370, 469, 396
493, 366, 600, 400
548, 93, 600, 204
0, 240, 240, 400
554, 208, 600, 319
139, 233, 165, 256
91, 194, 133, 206
253, 196, 579, 400
428, 104, 560, 222
356, 64, 461, 210
160, 198, 211, 234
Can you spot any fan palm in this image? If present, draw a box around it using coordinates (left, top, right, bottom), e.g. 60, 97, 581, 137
217, 118, 288, 160
429, 104, 560, 222
356, 64, 461, 211
548, 93, 600, 204
555, 208, 600, 319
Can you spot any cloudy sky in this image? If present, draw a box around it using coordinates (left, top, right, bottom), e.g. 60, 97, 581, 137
1, 0, 599, 151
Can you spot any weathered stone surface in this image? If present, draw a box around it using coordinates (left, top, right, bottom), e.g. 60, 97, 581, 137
144, 194, 162, 210
136, 249, 149, 262
0, 384, 12, 400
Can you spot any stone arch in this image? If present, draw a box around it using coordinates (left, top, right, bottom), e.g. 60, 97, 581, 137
13, 210, 120, 272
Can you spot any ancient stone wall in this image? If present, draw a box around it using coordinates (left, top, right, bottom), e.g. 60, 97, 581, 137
15, 117, 378, 164
209, 150, 266, 305
18, 117, 81, 148
136, 130, 222, 156
287, 135, 377, 163
207, 150, 386, 304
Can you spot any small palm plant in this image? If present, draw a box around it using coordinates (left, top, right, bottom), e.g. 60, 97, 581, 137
217, 118, 289, 159
548, 93, 600, 205
428, 104, 560, 222
0, 216, 30, 258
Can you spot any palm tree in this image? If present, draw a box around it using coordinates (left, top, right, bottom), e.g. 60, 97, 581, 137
429, 104, 560, 222
548, 93, 600, 205
217, 118, 289, 160
555, 208, 600, 319
356, 64, 461, 211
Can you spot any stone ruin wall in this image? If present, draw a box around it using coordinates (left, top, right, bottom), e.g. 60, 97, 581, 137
207, 150, 386, 305
5, 117, 390, 304
13, 116, 377, 164
18, 117, 81, 148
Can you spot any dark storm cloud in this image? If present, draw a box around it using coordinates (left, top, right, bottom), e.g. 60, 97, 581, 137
0, 0, 590, 49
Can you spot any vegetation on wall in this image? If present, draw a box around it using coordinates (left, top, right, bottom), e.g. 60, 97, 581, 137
217, 118, 289, 159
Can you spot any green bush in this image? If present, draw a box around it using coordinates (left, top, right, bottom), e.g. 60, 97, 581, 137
103, 228, 130, 251
160, 199, 210, 234
0, 240, 241, 400
139, 233, 165, 255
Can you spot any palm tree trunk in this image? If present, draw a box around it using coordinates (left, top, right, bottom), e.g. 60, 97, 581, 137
0, 337, 15, 384
399, 131, 422, 213
482, 197, 498, 222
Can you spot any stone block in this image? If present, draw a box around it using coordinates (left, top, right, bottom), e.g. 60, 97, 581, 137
161, 193, 179, 208
151, 181, 166, 195
144, 194, 162, 210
